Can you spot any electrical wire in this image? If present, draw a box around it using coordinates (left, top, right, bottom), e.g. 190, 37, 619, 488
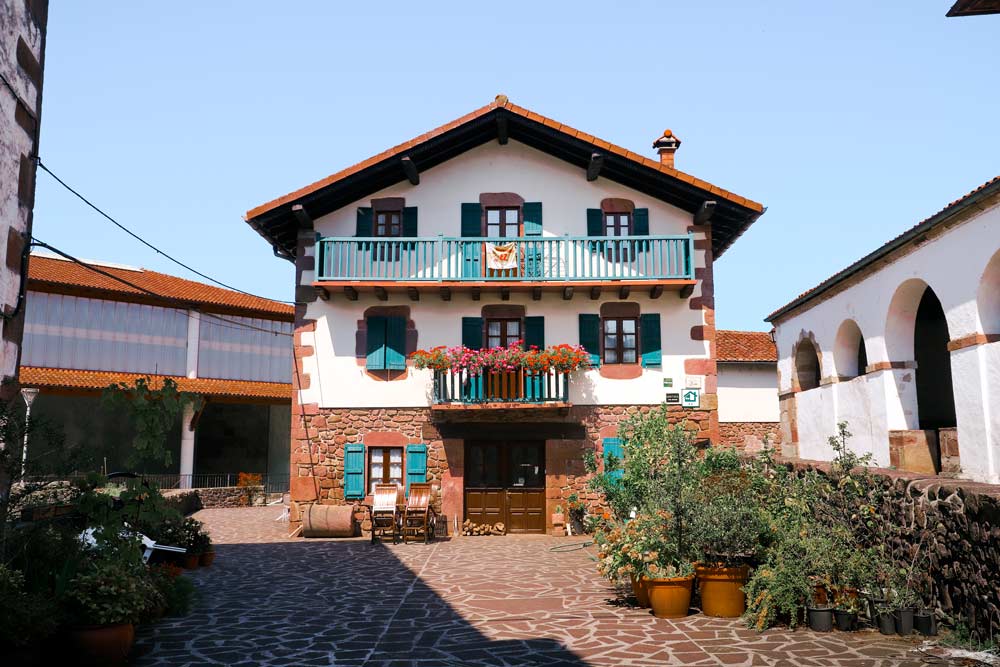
35, 158, 295, 305
30, 238, 292, 338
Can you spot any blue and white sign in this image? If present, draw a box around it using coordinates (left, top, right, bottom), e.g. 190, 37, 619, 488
681, 388, 700, 408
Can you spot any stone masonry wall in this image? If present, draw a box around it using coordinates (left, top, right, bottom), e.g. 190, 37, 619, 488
287, 403, 716, 535
719, 421, 782, 453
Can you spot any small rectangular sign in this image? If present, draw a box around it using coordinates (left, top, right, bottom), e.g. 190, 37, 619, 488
681, 389, 700, 408
664, 392, 680, 404
662, 378, 673, 388
685, 375, 703, 389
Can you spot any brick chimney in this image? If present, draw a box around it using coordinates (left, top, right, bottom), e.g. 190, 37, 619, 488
652, 129, 681, 168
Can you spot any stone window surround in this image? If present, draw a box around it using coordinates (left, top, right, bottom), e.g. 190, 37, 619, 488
598, 302, 643, 380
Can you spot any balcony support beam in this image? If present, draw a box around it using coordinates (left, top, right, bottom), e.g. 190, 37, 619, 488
344, 286, 358, 301
694, 200, 717, 225
590, 286, 601, 300
315, 286, 330, 301
407, 287, 419, 301
649, 285, 663, 299
471, 287, 481, 301
400, 156, 419, 186
618, 286, 630, 300
500, 287, 511, 301
440, 287, 451, 301
374, 286, 388, 301
679, 284, 695, 299
532, 286, 542, 301
562, 286, 574, 300
586, 152, 604, 182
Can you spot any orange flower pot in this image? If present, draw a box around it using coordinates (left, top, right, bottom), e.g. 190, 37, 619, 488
646, 574, 695, 619
630, 575, 650, 608
182, 553, 200, 570
696, 564, 750, 618
199, 550, 216, 567
69, 623, 135, 666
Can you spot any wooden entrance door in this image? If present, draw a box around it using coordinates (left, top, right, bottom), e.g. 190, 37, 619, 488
464, 441, 546, 533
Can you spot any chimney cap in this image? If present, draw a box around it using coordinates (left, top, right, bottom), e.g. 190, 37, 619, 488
652, 129, 681, 150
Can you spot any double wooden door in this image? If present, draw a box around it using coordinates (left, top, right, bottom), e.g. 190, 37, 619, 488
464, 441, 546, 533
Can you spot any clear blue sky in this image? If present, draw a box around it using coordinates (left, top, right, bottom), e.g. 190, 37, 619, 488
33, 1, 998, 330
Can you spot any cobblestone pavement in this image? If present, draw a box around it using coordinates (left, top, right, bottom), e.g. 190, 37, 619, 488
134, 508, 931, 666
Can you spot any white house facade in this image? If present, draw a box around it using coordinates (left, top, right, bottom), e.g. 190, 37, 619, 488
767, 176, 1000, 483
246, 96, 765, 535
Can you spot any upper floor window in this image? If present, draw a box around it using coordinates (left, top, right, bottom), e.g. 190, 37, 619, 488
374, 210, 402, 238
486, 207, 519, 238
486, 318, 522, 348
603, 317, 638, 364
605, 212, 632, 237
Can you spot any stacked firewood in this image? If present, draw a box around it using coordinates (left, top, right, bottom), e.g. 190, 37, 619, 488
462, 520, 506, 536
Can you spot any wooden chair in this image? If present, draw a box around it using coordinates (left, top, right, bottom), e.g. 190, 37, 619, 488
370, 484, 402, 544
401, 483, 437, 544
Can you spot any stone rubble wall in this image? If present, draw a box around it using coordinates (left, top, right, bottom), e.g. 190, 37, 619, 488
719, 421, 782, 453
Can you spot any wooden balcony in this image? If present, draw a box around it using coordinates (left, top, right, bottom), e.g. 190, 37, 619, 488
430, 368, 571, 410
313, 235, 696, 300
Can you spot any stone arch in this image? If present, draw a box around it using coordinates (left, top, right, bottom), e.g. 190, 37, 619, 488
885, 278, 932, 362
914, 287, 955, 430
833, 319, 867, 378
793, 334, 822, 392
978, 248, 1000, 335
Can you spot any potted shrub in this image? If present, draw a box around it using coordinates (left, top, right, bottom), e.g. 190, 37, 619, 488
565, 493, 587, 535
195, 528, 215, 566
692, 449, 766, 618
632, 511, 695, 619
913, 607, 937, 636
65, 554, 161, 665
180, 517, 204, 569
595, 519, 651, 608
551, 505, 565, 532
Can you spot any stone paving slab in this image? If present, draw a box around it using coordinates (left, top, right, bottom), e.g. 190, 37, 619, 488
133, 508, 932, 666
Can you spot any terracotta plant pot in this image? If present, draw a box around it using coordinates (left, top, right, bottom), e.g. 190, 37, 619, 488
182, 553, 200, 570
630, 575, 650, 608
646, 574, 695, 619
69, 623, 135, 666
696, 564, 749, 618
200, 550, 216, 567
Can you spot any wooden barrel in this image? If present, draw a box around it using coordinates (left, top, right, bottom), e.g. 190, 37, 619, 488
302, 504, 355, 538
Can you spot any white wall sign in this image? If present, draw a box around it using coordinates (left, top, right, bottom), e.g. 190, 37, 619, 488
681, 389, 700, 408
685, 375, 703, 389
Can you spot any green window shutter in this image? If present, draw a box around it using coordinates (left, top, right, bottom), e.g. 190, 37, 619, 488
344, 443, 365, 499
365, 316, 387, 370
462, 317, 483, 350
461, 203, 482, 237
524, 316, 545, 350
402, 206, 418, 237
640, 313, 662, 367
385, 316, 407, 370
603, 437, 624, 482
633, 208, 649, 236
356, 207, 373, 237
579, 314, 601, 367
523, 202, 543, 236
587, 208, 603, 236
405, 443, 427, 496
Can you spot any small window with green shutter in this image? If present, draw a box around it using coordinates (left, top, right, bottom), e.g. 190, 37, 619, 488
640, 313, 662, 367
405, 443, 427, 496
524, 316, 544, 350
462, 317, 483, 350
344, 443, 366, 499
603, 437, 624, 483
579, 314, 601, 367
366, 316, 407, 371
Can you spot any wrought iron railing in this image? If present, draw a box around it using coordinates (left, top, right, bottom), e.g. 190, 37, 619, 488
315, 235, 695, 282
432, 368, 570, 405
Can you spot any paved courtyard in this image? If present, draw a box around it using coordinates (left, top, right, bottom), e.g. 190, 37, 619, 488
134, 507, 932, 667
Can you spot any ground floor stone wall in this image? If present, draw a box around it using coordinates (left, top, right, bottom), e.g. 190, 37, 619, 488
288, 403, 716, 535
719, 421, 781, 452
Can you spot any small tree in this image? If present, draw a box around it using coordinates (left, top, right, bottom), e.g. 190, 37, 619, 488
101, 377, 202, 469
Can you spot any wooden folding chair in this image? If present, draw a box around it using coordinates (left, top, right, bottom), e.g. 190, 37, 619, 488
370, 484, 402, 544
401, 483, 436, 544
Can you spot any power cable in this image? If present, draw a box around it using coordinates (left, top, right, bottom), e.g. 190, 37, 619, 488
35, 158, 295, 305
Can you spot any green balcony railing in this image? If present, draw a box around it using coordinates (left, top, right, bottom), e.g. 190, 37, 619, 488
432, 368, 570, 405
315, 235, 694, 282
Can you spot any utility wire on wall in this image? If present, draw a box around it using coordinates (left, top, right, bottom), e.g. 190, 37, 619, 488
31, 238, 293, 339
35, 158, 296, 306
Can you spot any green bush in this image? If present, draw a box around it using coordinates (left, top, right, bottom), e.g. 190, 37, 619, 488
0, 564, 59, 648
66, 549, 162, 627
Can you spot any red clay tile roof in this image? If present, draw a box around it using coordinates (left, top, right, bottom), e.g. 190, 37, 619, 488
766, 175, 1000, 323
246, 96, 764, 221
716, 330, 777, 362
28, 254, 292, 320
19, 367, 292, 402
